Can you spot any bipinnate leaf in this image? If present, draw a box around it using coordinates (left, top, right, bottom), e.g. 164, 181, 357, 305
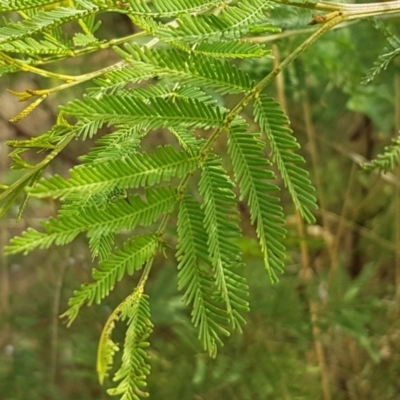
228, 119, 287, 281
6, 187, 176, 254
61, 94, 226, 136
363, 132, 400, 173
254, 95, 318, 223
29, 146, 197, 200
106, 288, 153, 400
198, 156, 249, 330
62, 235, 158, 325
176, 196, 231, 357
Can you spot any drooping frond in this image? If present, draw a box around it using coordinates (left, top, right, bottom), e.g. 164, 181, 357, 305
114, 43, 253, 95
96, 309, 120, 386
29, 146, 198, 200
254, 95, 318, 223
106, 289, 153, 400
198, 156, 249, 329
145, 0, 276, 44
176, 196, 230, 357
88, 232, 114, 261
61, 92, 227, 136
6, 187, 176, 254
62, 234, 158, 325
0, 0, 338, 397
228, 119, 287, 282
362, 46, 400, 85
362, 19, 400, 85
363, 133, 400, 173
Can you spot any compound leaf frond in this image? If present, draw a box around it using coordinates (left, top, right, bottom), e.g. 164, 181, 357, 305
115, 43, 253, 95
254, 95, 318, 223
193, 40, 272, 59
198, 156, 249, 330
6, 187, 176, 254
29, 146, 198, 200
155, 0, 276, 43
62, 234, 158, 325
228, 119, 287, 282
106, 288, 153, 400
62, 93, 226, 135
78, 125, 145, 164
176, 196, 230, 357
125, 0, 221, 18
363, 132, 400, 173
0, 3, 100, 45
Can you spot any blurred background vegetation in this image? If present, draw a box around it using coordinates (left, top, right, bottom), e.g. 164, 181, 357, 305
1, 7, 400, 400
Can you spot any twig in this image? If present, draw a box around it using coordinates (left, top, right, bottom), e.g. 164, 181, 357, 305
394, 74, 400, 288
50, 250, 69, 384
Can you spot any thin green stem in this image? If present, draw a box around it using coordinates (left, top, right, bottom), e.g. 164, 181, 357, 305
138, 257, 155, 288
0, 130, 75, 215
273, 0, 400, 17
0, 51, 78, 81
254, 15, 344, 94
201, 14, 344, 159
248, 20, 358, 43
26, 62, 127, 96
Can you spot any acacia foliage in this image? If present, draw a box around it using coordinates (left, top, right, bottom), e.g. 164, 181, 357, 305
1, 0, 399, 398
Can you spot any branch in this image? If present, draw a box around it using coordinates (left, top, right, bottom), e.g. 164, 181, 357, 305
273, 0, 400, 19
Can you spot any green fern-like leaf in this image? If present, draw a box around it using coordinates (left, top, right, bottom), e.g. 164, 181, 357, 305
362, 19, 400, 85
150, 0, 277, 43
92, 65, 156, 96
176, 196, 230, 357
6, 187, 176, 254
0, 0, 62, 11
29, 146, 198, 200
107, 289, 153, 400
61, 92, 226, 136
0, 3, 100, 45
62, 234, 158, 325
198, 156, 249, 329
125, 0, 221, 18
73, 32, 101, 47
113, 43, 254, 95
0, 37, 72, 54
78, 125, 145, 164
362, 47, 400, 85
88, 231, 114, 261
97, 312, 119, 386
254, 95, 318, 223
169, 127, 204, 154
193, 40, 272, 59
0, 0, 343, 398
228, 119, 287, 282
363, 133, 400, 172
